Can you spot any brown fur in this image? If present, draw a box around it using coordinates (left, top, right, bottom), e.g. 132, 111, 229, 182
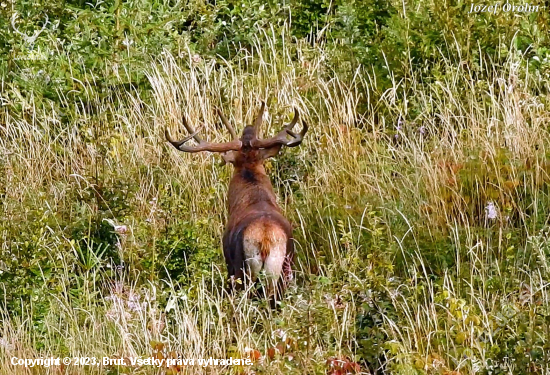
221, 128, 295, 304
244, 220, 284, 261
167, 109, 307, 307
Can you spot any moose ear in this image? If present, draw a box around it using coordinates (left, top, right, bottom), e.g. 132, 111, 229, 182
259, 145, 283, 160
221, 151, 238, 165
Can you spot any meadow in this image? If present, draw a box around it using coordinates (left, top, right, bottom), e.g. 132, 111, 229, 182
1, 1, 550, 374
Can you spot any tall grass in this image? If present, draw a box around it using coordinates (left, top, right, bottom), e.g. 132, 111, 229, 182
1, 30, 549, 374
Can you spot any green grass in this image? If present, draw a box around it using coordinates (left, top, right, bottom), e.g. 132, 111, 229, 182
1, 29, 550, 375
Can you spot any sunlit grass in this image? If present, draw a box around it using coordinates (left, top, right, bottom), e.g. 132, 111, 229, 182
1, 29, 550, 374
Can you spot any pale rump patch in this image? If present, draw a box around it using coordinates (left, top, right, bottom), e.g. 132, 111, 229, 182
243, 220, 287, 296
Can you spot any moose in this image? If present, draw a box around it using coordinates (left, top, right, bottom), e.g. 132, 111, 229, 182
165, 102, 308, 306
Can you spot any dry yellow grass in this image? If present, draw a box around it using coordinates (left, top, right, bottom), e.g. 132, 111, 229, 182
1, 34, 550, 374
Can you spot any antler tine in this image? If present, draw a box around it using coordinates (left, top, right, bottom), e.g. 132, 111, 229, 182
165, 113, 242, 153
284, 107, 299, 132
253, 101, 266, 131
165, 126, 202, 148
216, 108, 238, 140
285, 119, 308, 147
251, 107, 308, 149
180, 114, 203, 143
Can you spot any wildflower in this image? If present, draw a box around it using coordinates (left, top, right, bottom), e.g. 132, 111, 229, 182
114, 225, 127, 235
192, 54, 202, 64
396, 116, 403, 131
0, 337, 14, 350
113, 281, 124, 294
103, 219, 128, 235
485, 201, 498, 220
394, 118, 403, 140
127, 292, 146, 312
122, 37, 133, 47
272, 329, 287, 342
419, 126, 426, 136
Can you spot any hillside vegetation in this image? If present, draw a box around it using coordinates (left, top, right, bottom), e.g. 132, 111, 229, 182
1, 1, 550, 374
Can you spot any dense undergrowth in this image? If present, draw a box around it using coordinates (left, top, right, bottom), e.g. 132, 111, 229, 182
1, 0, 550, 374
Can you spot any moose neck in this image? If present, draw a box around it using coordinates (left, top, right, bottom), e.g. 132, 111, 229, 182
227, 163, 279, 216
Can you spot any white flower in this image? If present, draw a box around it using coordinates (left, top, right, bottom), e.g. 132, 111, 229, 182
192, 54, 202, 64
127, 297, 145, 312
485, 201, 498, 220
0, 337, 14, 350
122, 37, 133, 47
272, 329, 287, 342
114, 225, 127, 235
103, 219, 128, 234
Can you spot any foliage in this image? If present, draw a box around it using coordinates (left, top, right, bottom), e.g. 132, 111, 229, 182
1, 0, 550, 374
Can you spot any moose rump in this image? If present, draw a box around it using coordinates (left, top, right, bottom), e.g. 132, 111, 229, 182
223, 210, 294, 301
